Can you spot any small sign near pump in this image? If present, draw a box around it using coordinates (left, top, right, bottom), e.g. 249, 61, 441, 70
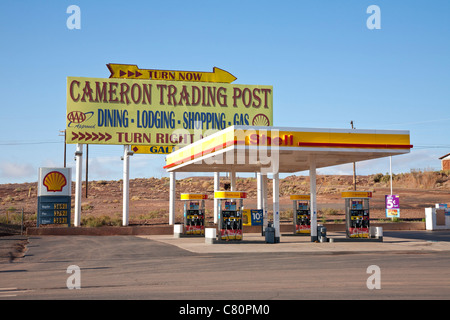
385, 194, 400, 218
242, 209, 263, 226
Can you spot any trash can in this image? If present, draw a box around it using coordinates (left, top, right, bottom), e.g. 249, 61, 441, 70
317, 226, 327, 243
265, 224, 275, 244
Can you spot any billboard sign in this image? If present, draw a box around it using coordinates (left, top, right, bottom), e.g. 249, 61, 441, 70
107, 64, 237, 83
66, 76, 273, 146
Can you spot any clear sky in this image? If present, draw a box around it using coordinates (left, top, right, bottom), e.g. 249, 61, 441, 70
0, 0, 449, 184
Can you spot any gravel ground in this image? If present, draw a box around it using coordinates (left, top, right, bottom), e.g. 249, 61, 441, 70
0, 235, 28, 263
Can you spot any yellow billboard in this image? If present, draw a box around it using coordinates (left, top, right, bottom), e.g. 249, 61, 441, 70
107, 64, 237, 83
66, 76, 273, 145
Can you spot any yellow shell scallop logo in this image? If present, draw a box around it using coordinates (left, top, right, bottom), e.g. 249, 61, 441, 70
43, 171, 67, 192
252, 114, 270, 126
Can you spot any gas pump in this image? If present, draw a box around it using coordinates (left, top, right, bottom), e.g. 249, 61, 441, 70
181, 193, 207, 236
342, 191, 372, 238
290, 194, 311, 235
215, 191, 247, 241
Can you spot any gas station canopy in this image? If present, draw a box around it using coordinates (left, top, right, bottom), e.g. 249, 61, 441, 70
164, 125, 412, 242
164, 126, 413, 173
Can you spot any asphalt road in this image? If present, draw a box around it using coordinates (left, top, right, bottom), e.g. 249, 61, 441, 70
0, 231, 449, 302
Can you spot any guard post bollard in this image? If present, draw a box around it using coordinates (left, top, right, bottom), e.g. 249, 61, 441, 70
205, 228, 217, 244
173, 224, 183, 238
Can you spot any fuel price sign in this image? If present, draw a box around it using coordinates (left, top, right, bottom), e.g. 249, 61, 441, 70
37, 168, 72, 227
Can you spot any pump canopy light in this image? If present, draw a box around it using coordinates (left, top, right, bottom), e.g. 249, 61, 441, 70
165, 125, 412, 242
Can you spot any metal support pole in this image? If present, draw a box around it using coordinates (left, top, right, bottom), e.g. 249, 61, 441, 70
390, 156, 394, 221
390, 156, 393, 195
64, 131, 66, 168
310, 156, 318, 242
85, 144, 89, 198
351, 121, 356, 190
273, 172, 280, 243
262, 173, 268, 234
230, 171, 236, 191
214, 172, 220, 224
257, 172, 262, 210
122, 145, 130, 226
59, 130, 66, 168
74, 143, 83, 227
169, 171, 176, 225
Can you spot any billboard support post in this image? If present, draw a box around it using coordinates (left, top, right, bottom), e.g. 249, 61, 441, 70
74, 143, 83, 227
122, 145, 131, 226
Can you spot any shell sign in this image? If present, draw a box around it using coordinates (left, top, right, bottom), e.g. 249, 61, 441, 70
43, 171, 67, 192
38, 168, 71, 197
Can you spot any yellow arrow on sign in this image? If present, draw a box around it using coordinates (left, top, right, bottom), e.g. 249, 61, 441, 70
107, 64, 237, 83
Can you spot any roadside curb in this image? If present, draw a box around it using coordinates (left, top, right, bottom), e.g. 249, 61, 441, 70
26, 222, 425, 236
26, 225, 173, 236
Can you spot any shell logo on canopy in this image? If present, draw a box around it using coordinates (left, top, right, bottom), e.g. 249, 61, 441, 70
43, 171, 67, 192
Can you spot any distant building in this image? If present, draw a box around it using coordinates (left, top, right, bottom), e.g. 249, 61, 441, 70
439, 153, 450, 170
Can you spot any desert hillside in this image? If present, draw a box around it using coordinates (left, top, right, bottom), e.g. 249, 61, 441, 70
0, 171, 449, 227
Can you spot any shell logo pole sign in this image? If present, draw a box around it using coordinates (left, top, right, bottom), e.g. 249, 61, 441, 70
37, 168, 72, 227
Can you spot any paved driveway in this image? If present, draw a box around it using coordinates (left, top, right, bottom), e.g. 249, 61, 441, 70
1, 232, 449, 301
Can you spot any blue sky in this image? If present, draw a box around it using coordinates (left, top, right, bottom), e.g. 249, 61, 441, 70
0, 0, 449, 184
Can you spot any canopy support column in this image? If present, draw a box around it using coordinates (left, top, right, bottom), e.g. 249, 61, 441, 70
309, 155, 318, 242
273, 172, 280, 243
262, 172, 268, 234
230, 171, 236, 191
257, 172, 262, 210
214, 172, 220, 224
169, 171, 176, 225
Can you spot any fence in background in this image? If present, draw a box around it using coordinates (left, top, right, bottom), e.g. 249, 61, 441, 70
0, 209, 35, 235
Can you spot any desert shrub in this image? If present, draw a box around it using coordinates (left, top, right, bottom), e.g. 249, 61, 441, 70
81, 202, 94, 210
139, 209, 167, 220
380, 173, 392, 184
280, 209, 293, 221
409, 169, 439, 189
81, 215, 121, 227
320, 208, 342, 215
373, 173, 383, 183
